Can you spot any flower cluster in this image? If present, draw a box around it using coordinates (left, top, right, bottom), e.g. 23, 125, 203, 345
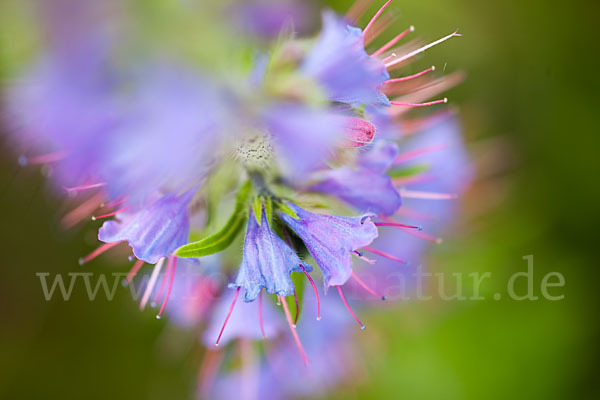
4, 0, 471, 397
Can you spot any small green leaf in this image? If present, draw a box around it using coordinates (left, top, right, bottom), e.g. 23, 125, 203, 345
387, 164, 429, 179
176, 181, 252, 258
277, 201, 299, 219
252, 196, 263, 225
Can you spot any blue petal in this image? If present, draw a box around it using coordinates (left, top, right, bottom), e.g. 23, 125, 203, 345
302, 11, 390, 106
358, 140, 400, 173
98, 190, 195, 264
231, 207, 313, 302
310, 166, 401, 216
279, 203, 378, 287
263, 104, 343, 179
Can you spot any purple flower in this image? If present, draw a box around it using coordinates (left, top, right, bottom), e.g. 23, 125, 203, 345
100, 66, 229, 201
98, 189, 195, 264
302, 11, 390, 106
309, 140, 401, 215
279, 203, 378, 287
230, 206, 313, 302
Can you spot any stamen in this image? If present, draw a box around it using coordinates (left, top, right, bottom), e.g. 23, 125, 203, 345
363, 0, 392, 38
279, 295, 308, 364
91, 205, 130, 221
258, 291, 266, 338
125, 259, 144, 284
390, 98, 448, 107
157, 257, 177, 319
399, 227, 443, 243
393, 174, 435, 187
18, 151, 66, 166
78, 241, 120, 265
353, 251, 377, 264
300, 265, 320, 321
336, 286, 366, 329
371, 26, 414, 57
293, 290, 300, 327
64, 182, 106, 193
386, 66, 435, 83
394, 143, 447, 163
362, 245, 408, 264
399, 189, 458, 200
153, 255, 174, 307
375, 222, 422, 230
352, 272, 386, 300
139, 258, 165, 311
102, 197, 128, 209
381, 52, 397, 63
346, 0, 374, 22
215, 287, 241, 347
61, 193, 104, 229
385, 29, 462, 68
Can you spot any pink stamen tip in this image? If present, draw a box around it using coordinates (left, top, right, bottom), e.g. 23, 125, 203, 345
157, 257, 177, 319
293, 290, 300, 326
371, 26, 414, 57
215, 287, 241, 347
399, 189, 458, 200
352, 272, 386, 300
393, 143, 448, 164
363, 0, 392, 38
126, 259, 144, 284
64, 182, 106, 193
300, 265, 321, 321
390, 98, 448, 107
336, 286, 366, 329
78, 241, 120, 265
375, 222, 422, 230
362, 245, 408, 264
258, 291, 266, 339
279, 295, 309, 364
385, 66, 435, 83
91, 205, 130, 221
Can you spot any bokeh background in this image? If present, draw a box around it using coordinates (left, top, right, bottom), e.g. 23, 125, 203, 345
1, 0, 598, 399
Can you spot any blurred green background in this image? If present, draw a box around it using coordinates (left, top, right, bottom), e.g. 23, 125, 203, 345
1, 0, 598, 399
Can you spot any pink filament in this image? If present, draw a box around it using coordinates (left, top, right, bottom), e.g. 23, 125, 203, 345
61, 193, 104, 229
363, 0, 392, 38
64, 182, 106, 193
400, 227, 442, 243
372, 26, 414, 57
374, 222, 421, 229
394, 143, 448, 163
386, 66, 435, 84
400, 189, 458, 200
362, 245, 408, 264
91, 205, 130, 221
279, 295, 308, 364
126, 259, 144, 284
157, 257, 177, 319
258, 291, 266, 338
300, 265, 321, 321
385, 29, 462, 68
352, 272, 386, 300
215, 287, 241, 346
336, 286, 366, 329
390, 98, 447, 107
79, 241, 120, 265
22, 151, 66, 165
153, 255, 174, 307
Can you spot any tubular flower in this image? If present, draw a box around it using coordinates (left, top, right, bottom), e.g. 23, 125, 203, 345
5, 0, 472, 396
